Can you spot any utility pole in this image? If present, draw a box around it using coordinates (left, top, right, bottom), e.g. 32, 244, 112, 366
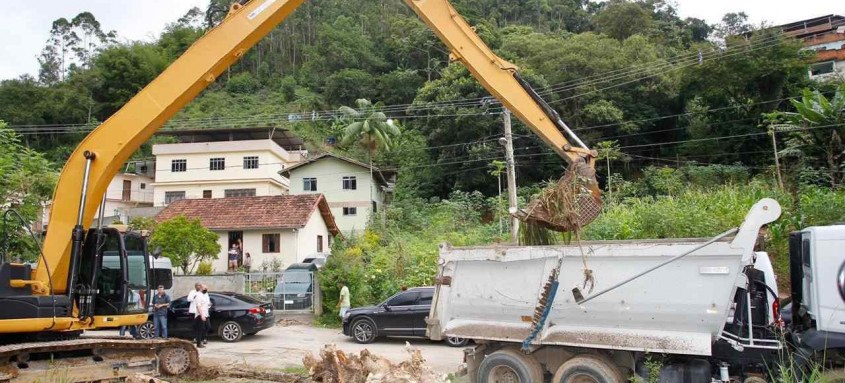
769, 124, 797, 190
500, 108, 519, 244
769, 128, 784, 190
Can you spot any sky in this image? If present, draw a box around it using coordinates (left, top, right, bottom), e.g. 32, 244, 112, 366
0, 0, 841, 80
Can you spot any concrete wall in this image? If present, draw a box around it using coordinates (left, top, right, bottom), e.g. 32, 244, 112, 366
289, 157, 385, 236
172, 274, 244, 298
152, 139, 301, 206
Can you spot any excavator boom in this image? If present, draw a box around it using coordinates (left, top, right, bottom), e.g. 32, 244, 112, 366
30, 0, 597, 326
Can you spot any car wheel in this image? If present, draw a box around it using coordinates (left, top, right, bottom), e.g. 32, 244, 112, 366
445, 336, 469, 347
138, 321, 156, 340
218, 321, 243, 342
351, 318, 377, 344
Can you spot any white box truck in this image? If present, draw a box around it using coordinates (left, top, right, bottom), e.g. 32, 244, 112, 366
426, 198, 845, 382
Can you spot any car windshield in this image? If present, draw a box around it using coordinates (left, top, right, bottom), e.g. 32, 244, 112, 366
274, 272, 312, 294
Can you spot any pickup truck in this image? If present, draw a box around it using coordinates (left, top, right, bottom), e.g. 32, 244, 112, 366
426, 198, 845, 382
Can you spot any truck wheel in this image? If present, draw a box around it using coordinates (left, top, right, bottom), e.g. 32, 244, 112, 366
477, 349, 544, 383
552, 354, 624, 383
351, 318, 377, 344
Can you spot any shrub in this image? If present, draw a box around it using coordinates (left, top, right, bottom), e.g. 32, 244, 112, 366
196, 262, 212, 276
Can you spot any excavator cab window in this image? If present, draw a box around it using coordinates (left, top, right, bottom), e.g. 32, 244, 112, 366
79, 228, 150, 316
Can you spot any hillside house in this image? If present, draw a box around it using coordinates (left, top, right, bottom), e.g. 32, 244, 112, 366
152, 128, 307, 206
778, 15, 845, 79
281, 153, 394, 236
155, 194, 340, 273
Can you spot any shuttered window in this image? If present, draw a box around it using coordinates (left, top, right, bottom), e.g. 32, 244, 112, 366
263, 234, 280, 253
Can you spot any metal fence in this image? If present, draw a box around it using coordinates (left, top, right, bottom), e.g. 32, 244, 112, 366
243, 271, 315, 312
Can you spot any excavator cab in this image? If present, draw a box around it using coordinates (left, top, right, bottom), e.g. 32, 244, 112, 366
76, 227, 151, 320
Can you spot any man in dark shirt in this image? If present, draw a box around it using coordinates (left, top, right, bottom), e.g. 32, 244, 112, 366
152, 285, 171, 338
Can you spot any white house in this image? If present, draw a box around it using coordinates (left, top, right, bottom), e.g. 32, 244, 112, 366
152, 139, 306, 206
155, 194, 340, 273
40, 171, 154, 229
281, 153, 394, 236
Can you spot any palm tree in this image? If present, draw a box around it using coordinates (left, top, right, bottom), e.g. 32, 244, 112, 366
339, 98, 400, 202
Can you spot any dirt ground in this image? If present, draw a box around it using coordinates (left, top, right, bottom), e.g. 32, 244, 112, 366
98, 323, 465, 382
196, 324, 464, 374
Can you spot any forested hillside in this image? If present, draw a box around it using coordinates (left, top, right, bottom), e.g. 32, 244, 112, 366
0, 0, 840, 199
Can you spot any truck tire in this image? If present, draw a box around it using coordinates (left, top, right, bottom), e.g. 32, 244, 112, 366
552, 354, 624, 383
477, 349, 544, 383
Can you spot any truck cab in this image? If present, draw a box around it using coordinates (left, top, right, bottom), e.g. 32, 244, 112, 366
789, 225, 845, 354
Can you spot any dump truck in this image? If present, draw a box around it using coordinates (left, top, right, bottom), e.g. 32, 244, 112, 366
426, 198, 845, 382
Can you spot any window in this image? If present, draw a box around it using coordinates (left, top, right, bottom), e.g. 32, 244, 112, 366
164, 191, 185, 205
418, 289, 434, 305
317, 235, 324, 252
225, 188, 256, 198
140, 183, 146, 190
342, 176, 357, 190
810, 61, 835, 76
303, 177, 317, 191
386, 292, 419, 307
343, 207, 357, 216
171, 159, 186, 172
263, 234, 280, 253
203, 190, 212, 199
243, 156, 259, 169
210, 157, 225, 171
372, 201, 378, 213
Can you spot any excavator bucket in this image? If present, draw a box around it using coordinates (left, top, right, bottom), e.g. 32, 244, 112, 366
517, 161, 602, 232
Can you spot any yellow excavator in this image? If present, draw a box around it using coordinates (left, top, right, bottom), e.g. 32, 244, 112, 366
0, 0, 599, 380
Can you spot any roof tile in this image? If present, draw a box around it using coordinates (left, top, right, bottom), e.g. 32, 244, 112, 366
155, 195, 340, 236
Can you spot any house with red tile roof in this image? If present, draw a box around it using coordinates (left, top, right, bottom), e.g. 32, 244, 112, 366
156, 194, 340, 273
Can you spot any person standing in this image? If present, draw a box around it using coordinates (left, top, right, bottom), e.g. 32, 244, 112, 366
243, 252, 252, 273
187, 282, 201, 316
152, 285, 171, 338
336, 282, 350, 318
193, 285, 211, 348
119, 289, 141, 339
228, 244, 239, 272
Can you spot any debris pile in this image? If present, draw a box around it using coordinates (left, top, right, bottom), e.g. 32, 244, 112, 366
303, 344, 443, 383
519, 162, 601, 233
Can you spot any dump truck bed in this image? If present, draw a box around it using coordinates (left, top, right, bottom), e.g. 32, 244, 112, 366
427, 199, 782, 356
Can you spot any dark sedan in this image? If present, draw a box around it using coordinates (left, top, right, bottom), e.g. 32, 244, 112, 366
342, 287, 468, 347
138, 292, 274, 342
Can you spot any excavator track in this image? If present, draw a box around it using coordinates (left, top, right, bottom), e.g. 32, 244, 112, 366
0, 336, 198, 382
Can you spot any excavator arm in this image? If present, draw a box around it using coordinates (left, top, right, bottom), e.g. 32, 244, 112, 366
37, 0, 598, 294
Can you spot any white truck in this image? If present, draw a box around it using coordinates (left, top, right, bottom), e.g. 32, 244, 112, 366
426, 199, 845, 382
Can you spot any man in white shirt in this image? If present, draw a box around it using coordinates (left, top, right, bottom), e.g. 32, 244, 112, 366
192, 285, 211, 348
187, 282, 202, 313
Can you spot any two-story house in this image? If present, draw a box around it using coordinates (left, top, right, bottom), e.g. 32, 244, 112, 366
39, 163, 154, 229
778, 15, 845, 79
152, 139, 306, 206
281, 153, 394, 236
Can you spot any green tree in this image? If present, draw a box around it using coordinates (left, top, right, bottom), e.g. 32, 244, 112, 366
339, 99, 401, 201
596, 141, 625, 199
150, 216, 220, 275
0, 121, 57, 261
128, 216, 157, 232
776, 85, 845, 186
593, 1, 653, 41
